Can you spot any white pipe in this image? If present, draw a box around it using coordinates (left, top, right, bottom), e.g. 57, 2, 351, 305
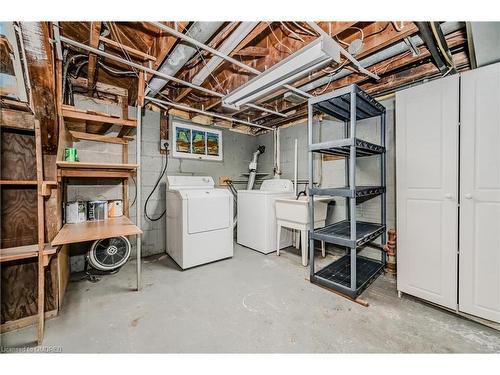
306, 22, 380, 80
146, 21, 224, 95
136, 105, 142, 291
61, 34, 291, 119
147, 96, 273, 131
294, 138, 298, 195
275, 128, 281, 178
246, 148, 263, 190
245, 103, 288, 118
148, 22, 311, 99
60, 35, 223, 98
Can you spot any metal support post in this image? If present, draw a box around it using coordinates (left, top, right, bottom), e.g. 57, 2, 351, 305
308, 103, 315, 280
381, 111, 387, 264
349, 87, 357, 292
136, 105, 142, 291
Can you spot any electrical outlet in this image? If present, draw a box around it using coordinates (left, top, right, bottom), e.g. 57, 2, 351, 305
219, 176, 230, 186
160, 139, 169, 154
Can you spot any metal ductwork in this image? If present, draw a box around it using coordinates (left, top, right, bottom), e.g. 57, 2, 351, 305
192, 22, 258, 86
145, 21, 224, 96
284, 22, 464, 102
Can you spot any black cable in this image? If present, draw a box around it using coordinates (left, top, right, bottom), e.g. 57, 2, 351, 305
144, 142, 169, 221
130, 176, 137, 207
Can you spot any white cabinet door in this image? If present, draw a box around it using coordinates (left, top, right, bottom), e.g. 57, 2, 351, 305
396, 76, 459, 309
460, 63, 500, 323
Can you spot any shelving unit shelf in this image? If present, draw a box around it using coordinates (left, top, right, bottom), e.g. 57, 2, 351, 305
0, 244, 58, 263
307, 84, 387, 299
310, 138, 385, 157
52, 216, 142, 246
56, 161, 138, 179
312, 220, 386, 248
310, 185, 385, 200
62, 105, 137, 128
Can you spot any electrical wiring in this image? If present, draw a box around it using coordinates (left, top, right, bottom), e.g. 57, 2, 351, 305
335, 26, 365, 47
109, 22, 141, 79
279, 22, 305, 42
184, 25, 225, 92
292, 22, 317, 36
312, 60, 350, 96
98, 61, 136, 76
266, 22, 293, 54
392, 21, 405, 32
430, 22, 455, 68
144, 142, 169, 221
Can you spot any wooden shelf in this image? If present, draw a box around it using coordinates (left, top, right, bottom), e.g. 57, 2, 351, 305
0, 107, 35, 131
0, 244, 58, 263
0, 180, 38, 185
62, 106, 136, 127
57, 161, 138, 179
69, 130, 132, 144
57, 161, 138, 170
51, 216, 142, 246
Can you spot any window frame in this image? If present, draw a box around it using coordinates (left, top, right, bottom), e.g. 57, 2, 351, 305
171, 119, 223, 161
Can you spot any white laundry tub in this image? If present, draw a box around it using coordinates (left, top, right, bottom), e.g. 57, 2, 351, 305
275, 196, 331, 226
275, 196, 333, 266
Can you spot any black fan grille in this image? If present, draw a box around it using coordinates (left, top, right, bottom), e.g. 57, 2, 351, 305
94, 237, 128, 267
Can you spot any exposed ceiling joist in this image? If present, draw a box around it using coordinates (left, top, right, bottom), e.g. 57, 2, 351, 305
87, 21, 102, 93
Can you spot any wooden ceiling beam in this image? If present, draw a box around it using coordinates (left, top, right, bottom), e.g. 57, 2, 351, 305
99, 36, 156, 61
172, 22, 264, 103
245, 22, 421, 122
87, 21, 102, 93
233, 46, 269, 57
196, 22, 360, 114
262, 42, 468, 129
19, 22, 59, 153
150, 22, 189, 73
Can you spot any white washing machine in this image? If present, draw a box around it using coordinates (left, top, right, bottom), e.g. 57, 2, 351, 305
237, 179, 295, 254
166, 176, 233, 269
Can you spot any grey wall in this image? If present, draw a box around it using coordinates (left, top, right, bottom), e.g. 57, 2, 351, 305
66, 94, 395, 270
256, 98, 396, 243
68, 95, 260, 271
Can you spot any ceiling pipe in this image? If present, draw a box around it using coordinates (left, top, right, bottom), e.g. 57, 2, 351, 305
415, 22, 451, 75
145, 21, 224, 96
59, 35, 225, 98
305, 22, 380, 80
286, 22, 464, 98
148, 21, 312, 99
192, 22, 259, 85
59, 35, 288, 120
429, 21, 457, 73
146, 96, 274, 131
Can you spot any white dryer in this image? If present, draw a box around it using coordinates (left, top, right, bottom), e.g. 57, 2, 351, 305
166, 176, 233, 269
237, 179, 294, 254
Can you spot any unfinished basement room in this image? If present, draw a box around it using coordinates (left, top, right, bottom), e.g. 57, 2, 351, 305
1, 1, 500, 368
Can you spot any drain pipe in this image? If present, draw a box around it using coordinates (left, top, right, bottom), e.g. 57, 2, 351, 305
274, 128, 281, 178
247, 145, 266, 190
294, 138, 298, 195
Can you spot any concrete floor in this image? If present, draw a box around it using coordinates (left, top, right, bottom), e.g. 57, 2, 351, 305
2, 243, 500, 353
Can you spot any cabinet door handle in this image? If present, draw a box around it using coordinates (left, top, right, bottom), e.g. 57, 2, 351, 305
465, 193, 473, 199
445, 193, 452, 199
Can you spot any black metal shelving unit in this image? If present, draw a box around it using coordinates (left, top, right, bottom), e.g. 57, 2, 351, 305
307, 84, 387, 299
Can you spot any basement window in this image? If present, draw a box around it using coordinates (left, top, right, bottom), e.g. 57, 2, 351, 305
0, 22, 28, 102
171, 119, 223, 161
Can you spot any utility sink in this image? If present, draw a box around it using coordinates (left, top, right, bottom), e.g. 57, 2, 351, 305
275, 196, 333, 266
275, 196, 332, 226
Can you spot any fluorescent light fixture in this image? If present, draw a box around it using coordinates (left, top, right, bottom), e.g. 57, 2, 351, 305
222, 35, 340, 109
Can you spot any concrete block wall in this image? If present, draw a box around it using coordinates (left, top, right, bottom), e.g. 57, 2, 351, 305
67, 95, 261, 271
255, 98, 396, 240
